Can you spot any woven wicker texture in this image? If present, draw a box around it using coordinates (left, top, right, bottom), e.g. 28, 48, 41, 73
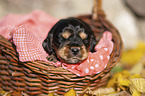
0, 0, 123, 95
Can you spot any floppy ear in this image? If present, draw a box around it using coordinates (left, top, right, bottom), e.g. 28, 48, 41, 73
42, 32, 54, 55
42, 19, 65, 55
89, 33, 97, 52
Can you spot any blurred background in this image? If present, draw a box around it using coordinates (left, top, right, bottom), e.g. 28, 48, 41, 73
0, 0, 145, 50
0, 0, 145, 95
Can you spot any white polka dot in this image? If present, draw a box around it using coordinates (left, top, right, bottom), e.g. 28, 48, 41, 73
56, 62, 61, 65
100, 55, 103, 60
76, 74, 80, 76
71, 66, 75, 69
107, 56, 110, 60
85, 68, 89, 73
90, 59, 94, 62
90, 66, 95, 69
104, 48, 108, 51
97, 45, 101, 49
87, 60, 90, 62
95, 64, 99, 68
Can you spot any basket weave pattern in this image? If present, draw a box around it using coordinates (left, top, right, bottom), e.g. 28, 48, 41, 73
0, 4, 123, 96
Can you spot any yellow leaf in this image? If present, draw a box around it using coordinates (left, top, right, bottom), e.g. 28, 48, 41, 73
2, 91, 12, 96
137, 42, 145, 52
107, 72, 122, 87
0, 90, 6, 94
118, 78, 130, 87
130, 63, 144, 75
93, 87, 115, 95
117, 70, 130, 86
130, 74, 142, 78
83, 94, 88, 96
64, 89, 76, 96
107, 70, 131, 87
48, 92, 54, 96
132, 90, 141, 96
130, 78, 145, 93
121, 42, 145, 65
121, 70, 130, 78
107, 78, 117, 87
104, 91, 131, 96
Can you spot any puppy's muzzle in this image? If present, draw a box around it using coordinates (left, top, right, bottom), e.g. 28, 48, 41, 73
57, 43, 88, 64
71, 47, 80, 56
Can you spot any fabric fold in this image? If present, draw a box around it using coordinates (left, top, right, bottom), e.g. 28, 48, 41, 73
0, 10, 114, 76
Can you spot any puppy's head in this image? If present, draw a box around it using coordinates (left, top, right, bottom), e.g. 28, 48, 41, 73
43, 18, 96, 64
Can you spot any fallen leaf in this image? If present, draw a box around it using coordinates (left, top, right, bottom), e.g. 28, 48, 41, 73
118, 78, 130, 87
107, 72, 122, 87
132, 90, 141, 96
64, 89, 76, 96
130, 78, 145, 93
3, 91, 12, 96
83, 94, 89, 96
129, 63, 144, 75
48, 92, 54, 96
103, 91, 131, 96
130, 74, 142, 78
117, 70, 130, 86
0, 90, 6, 96
93, 87, 115, 95
121, 42, 145, 66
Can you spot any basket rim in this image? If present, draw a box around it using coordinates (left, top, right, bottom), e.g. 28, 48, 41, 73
0, 13, 123, 79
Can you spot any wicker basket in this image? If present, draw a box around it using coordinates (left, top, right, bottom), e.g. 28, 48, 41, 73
0, 0, 123, 95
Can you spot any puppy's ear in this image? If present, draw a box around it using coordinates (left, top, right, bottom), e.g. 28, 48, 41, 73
89, 33, 97, 52
42, 33, 54, 55
42, 19, 64, 55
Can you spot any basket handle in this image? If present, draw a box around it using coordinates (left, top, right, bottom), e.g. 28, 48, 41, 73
92, 0, 105, 20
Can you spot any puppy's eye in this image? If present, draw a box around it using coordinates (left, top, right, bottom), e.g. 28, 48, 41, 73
62, 30, 71, 39
79, 31, 87, 39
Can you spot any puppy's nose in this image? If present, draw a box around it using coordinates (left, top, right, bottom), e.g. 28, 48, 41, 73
71, 47, 80, 55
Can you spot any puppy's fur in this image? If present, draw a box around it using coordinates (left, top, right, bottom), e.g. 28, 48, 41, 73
42, 18, 96, 64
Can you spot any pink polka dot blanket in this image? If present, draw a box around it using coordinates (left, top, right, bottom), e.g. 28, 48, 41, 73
0, 10, 114, 76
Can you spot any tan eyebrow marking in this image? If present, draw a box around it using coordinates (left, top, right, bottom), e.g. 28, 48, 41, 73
79, 31, 87, 39
62, 30, 71, 39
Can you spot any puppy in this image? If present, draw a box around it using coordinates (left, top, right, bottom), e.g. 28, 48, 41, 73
42, 17, 97, 64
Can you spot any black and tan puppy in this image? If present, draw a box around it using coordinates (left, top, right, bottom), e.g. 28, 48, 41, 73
42, 18, 96, 64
